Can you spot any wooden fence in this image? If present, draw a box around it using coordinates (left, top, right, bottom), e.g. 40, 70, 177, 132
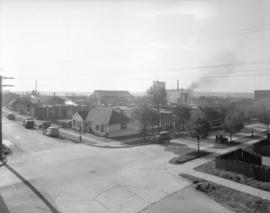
216, 149, 270, 182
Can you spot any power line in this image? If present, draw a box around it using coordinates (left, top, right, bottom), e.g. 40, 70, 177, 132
74, 58, 270, 78
179, 24, 270, 47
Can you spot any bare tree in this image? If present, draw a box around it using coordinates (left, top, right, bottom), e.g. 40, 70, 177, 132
147, 84, 167, 129
223, 110, 244, 142
174, 104, 191, 131
186, 110, 210, 153
132, 98, 159, 142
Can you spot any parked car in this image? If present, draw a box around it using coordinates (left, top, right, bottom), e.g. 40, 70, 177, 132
43, 127, 59, 137
2, 144, 11, 155
23, 117, 33, 126
6, 114, 15, 120
215, 135, 229, 143
39, 121, 51, 130
23, 118, 35, 129
150, 131, 171, 143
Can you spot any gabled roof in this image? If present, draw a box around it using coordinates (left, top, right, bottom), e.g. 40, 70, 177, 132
8, 97, 36, 106
44, 96, 66, 105
87, 108, 129, 125
77, 110, 89, 120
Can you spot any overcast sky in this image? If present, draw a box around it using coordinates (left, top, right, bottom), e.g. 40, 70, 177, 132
1, 0, 270, 93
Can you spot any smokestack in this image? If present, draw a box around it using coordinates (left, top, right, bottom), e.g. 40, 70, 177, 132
35, 79, 37, 93
177, 80, 180, 104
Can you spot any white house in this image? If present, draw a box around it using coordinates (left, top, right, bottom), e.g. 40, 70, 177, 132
72, 111, 89, 132
86, 108, 140, 138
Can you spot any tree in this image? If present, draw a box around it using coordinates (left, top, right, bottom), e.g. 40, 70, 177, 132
147, 84, 167, 129
223, 110, 244, 142
198, 96, 233, 126
186, 110, 210, 153
132, 98, 159, 141
248, 99, 270, 132
174, 104, 191, 131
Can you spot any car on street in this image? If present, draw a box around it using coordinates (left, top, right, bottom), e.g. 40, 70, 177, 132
43, 127, 59, 137
2, 144, 11, 155
215, 135, 229, 143
150, 131, 171, 143
6, 114, 15, 120
23, 118, 35, 129
39, 121, 51, 130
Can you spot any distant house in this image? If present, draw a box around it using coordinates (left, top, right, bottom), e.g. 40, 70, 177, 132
3, 92, 19, 106
166, 89, 193, 105
34, 95, 91, 121
8, 97, 36, 115
44, 96, 66, 105
90, 90, 133, 107
72, 111, 89, 132
86, 108, 139, 138
254, 90, 270, 101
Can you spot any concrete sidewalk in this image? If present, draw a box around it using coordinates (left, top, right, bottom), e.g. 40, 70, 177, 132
167, 136, 270, 201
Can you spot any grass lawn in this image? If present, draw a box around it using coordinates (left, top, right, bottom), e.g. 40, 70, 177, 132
163, 142, 195, 156
195, 161, 270, 192
169, 150, 210, 164
180, 173, 270, 213
213, 141, 241, 149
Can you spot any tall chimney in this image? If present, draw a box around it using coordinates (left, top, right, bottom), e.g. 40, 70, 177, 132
35, 79, 37, 93
177, 80, 179, 104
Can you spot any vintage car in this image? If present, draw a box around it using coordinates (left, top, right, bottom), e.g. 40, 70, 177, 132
6, 114, 15, 120
2, 144, 11, 155
215, 135, 229, 143
39, 121, 51, 130
23, 118, 35, 129
150, 131, 171, 143
43, 127, 59, 137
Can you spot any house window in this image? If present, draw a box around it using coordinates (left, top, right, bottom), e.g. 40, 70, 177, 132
121, 123, 127, 130
73, 120, 76, 127
95, 124, 100, 131
101, 125, 104, 132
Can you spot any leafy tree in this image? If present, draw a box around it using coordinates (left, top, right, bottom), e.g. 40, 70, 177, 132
248, 99, 270, 132
174, 104, 191, 131
186, 110, 210, 153
132, 98, 159, 141
198, 96, 233, 125
223, 110, 244, 142
147, 84, 167, 128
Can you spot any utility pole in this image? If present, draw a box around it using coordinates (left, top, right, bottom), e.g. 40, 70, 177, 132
0, 76, 14, 161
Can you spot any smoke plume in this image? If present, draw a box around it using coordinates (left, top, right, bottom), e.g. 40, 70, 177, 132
188, 51, 238, 91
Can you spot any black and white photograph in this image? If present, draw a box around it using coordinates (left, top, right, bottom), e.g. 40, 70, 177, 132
0, 0, 270, 212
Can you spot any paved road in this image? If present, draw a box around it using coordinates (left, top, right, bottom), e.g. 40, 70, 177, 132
0, 116, 232, 213
141, 186, 232, 213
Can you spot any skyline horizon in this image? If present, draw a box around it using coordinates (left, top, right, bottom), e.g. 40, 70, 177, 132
1, 0, 270, 93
